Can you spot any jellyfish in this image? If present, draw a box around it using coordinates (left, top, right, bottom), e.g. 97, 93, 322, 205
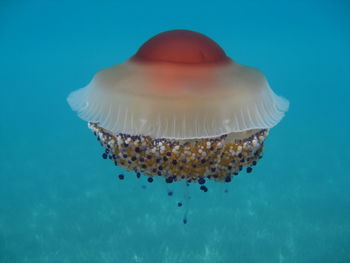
67, 29, 289, 186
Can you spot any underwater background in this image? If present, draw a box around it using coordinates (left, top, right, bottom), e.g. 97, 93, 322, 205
1, 0, 349, 262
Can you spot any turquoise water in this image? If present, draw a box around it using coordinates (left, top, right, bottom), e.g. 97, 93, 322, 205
1, 0, 349, 262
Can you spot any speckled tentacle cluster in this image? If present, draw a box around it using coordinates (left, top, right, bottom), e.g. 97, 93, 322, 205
88, 122, 268, 183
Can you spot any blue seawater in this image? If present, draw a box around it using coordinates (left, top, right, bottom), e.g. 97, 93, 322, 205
0, 0, 349, 262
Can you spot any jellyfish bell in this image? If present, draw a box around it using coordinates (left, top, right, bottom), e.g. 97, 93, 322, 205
67, 29, 289, 184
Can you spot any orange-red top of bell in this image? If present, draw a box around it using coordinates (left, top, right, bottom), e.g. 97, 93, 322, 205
131, 30, 231, 65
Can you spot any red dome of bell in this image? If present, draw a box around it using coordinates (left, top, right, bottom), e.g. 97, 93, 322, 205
132, 30, 231, 64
